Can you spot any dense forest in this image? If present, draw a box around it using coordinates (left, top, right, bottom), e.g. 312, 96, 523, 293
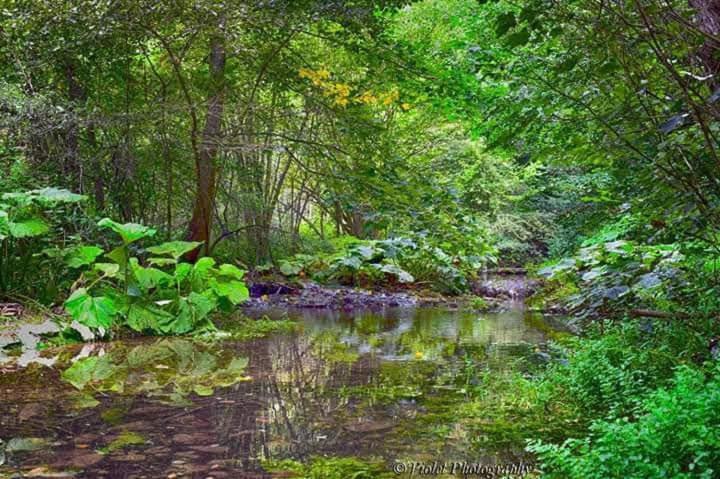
1, 1, 720, 477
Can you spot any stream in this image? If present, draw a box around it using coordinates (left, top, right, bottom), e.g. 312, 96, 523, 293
0, 295, 563, 478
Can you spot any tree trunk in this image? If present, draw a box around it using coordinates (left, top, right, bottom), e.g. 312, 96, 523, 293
187, 21, 226, 260
64, 62, 84, 191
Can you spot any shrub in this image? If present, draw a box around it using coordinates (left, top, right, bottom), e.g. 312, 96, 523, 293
272, 234, 493, 294
0, 187, 85, 300
537, 240, 686, 319
529, 363, 720, 478
64, 218, 249, 337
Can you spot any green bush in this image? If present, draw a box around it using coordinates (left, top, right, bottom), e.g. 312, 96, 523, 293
537, 240, 686, 319
540, 320, 714, 419
64, 218, 249, 337
272, 234, 493, 294
0, 187, 86, 302
529, 363, 720, 478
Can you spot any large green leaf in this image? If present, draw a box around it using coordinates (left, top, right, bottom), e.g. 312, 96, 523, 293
8, 218, 50, 238
279, 260, 302, 276
126, 302, 174, 333
147, 241, 202, 260
218, 263, 246, 280
31, 187, 86, 204
106, 246, 128, 269
174, 262, 192, 283
170, 292, 218, 335
1, 191, 33, 206
191, 257, 217, 290
378, 263, 415, 283
167, 301, 194, 334
130, 259, 172, 291
94, 262, 120, 277
188, 291, 217, 318
147, 257, 177, 267
211, 279, 249, 304
64, 288, 117, 329
66, 245, 104, 268
0, 210, 8, 240
98, 218, 156, 245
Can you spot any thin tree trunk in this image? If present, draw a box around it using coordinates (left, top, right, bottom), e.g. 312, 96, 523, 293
64, 61, 84, 191
187, 20, 226, 260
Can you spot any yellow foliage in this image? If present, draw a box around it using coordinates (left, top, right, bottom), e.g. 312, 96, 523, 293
299, 67, 355, 107
299, 68, 407, 111
298, 67, 332, 86
356, 90, 378, 105
381, 89, 400, 106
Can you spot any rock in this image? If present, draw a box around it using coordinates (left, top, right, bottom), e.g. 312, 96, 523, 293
472, 275, 539, 300
114, 453, 146, 462
249, 282, 299, 297
72, 434, 99, 445
6, 437, 48, 452
243, 282, 418, 310
24, 467, 76, 478
18, 403, 46, 421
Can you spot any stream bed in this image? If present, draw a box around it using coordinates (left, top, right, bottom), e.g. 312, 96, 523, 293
0, 303, 562, 478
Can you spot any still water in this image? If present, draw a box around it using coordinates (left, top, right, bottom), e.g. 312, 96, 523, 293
0, 305, 559, 478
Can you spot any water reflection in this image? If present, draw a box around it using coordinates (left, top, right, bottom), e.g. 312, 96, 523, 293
0, 306, 555, 478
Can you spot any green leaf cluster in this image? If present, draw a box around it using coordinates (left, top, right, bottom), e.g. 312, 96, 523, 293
63, 218, 249, 336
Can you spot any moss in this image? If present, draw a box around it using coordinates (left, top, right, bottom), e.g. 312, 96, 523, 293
526, 275, 579, 311
100, 406, 126, 425
101, 431, 145, 453
262, 456, 392, 479
468, 296, 489, 310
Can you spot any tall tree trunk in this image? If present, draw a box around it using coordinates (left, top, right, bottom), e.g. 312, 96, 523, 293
64, 61, 84, 191
65, 61, 106, 209
187, 21, 226, 260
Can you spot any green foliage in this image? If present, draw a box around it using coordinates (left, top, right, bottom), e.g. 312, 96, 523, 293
273, 234, 493, 294
263, 457, 391, 479
0, 187, 86, 298
538, 240, 686, 319
63, 219, 249, 336
529, 363, 720, 478
64, 289, 118, 330
468, 297, 488, 310
101, 431, 146, 453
